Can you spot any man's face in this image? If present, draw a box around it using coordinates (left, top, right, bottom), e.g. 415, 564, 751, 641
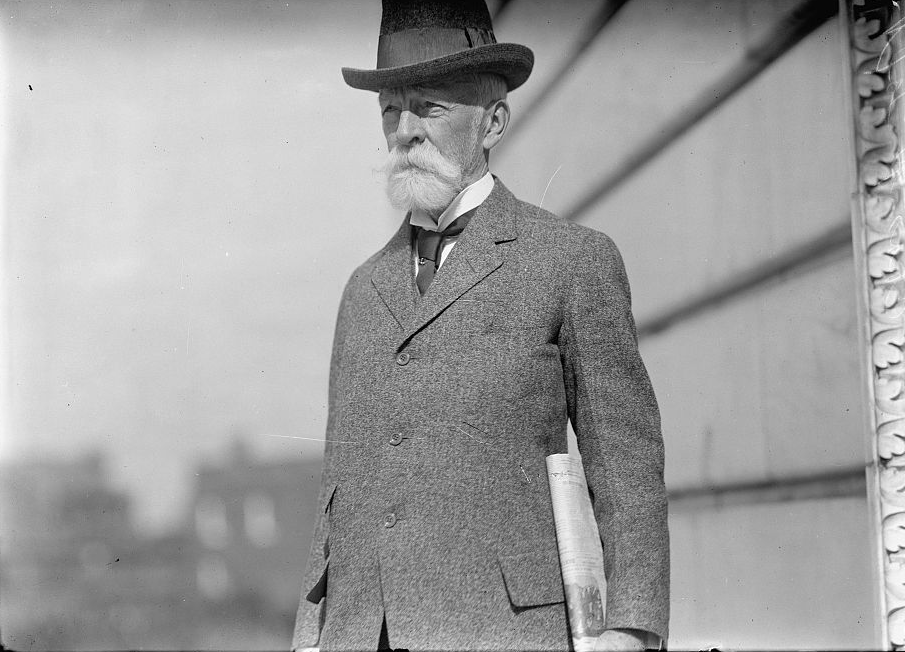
379, 82, 487, 216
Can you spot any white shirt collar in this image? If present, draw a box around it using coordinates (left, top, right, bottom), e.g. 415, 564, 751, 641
409, 172, 495, 232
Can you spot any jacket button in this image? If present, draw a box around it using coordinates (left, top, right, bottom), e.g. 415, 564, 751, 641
389, 433, 403, 446
395, 352, 411, 366
383, 512, 397, 528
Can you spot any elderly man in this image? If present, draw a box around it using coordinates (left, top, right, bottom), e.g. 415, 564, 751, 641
292, 1, 669, 650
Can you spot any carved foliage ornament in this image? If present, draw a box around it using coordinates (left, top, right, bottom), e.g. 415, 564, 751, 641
850, 1, 905, 648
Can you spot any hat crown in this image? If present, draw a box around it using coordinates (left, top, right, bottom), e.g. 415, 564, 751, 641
341, 0, 533, 93
380, 0, 493, 35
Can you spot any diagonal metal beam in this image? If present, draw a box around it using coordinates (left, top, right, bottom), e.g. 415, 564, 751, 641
504, 0, 631, 141
490, 0, 515, 22
636, 220, 851, 339
668, 466, 867, 513
564, 0, 839, 223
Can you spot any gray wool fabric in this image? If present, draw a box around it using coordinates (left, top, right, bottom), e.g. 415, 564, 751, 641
291, 179, 669, 651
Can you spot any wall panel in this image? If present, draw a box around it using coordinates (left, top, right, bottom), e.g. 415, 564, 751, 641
497, 0, 810, 207
495, 1, 874, 647
640, 254, 864, 490
496, 6, 849, 326
669, 496, 876, 649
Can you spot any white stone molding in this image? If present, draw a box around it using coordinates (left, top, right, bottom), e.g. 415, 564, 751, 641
844, 1, 905, 648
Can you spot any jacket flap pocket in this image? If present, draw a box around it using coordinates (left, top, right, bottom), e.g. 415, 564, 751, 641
305, 558, 329, 604
318, 483, 337, 558
320, 482, 337, 513
498, 548, 565, 608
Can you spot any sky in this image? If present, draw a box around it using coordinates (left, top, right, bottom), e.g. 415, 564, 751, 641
2, 0, 404, 533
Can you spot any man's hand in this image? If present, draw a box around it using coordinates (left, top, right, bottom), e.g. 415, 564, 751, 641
591, 628, 650, 651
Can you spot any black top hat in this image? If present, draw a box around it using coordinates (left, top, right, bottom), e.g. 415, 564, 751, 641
342, 0, 534, 92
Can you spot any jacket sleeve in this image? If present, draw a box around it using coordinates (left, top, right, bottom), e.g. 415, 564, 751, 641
290, 281, 352, 651
559, 228, 670, 641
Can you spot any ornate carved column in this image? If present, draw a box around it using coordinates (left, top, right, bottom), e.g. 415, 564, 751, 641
844, 1, 905, 648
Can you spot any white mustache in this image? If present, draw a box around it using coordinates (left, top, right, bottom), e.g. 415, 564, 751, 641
384, 144, 460, 180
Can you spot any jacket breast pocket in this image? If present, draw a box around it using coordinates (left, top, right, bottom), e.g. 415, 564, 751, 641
305, 482, 337, 605
484, 306, 555, 345
498, 547, 565, 609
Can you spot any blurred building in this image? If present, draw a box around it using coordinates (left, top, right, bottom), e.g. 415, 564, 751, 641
186, 441, 322, 649
0, 447, 322, 650
0, 453, 199, 649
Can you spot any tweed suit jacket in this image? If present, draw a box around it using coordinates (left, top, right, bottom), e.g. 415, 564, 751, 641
291, 179, 669, 651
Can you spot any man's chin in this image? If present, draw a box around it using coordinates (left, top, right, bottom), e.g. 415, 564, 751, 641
389, 195, 453, 215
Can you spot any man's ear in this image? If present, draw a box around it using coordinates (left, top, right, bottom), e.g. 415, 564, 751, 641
482, 98, 510, 152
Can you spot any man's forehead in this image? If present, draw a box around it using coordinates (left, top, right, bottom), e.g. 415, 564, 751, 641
378, 81, 471, 103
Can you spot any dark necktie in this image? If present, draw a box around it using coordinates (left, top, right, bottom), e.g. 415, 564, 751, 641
414, 213, 472, 296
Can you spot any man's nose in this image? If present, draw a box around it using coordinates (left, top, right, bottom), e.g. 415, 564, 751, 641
395, 110, 425, 147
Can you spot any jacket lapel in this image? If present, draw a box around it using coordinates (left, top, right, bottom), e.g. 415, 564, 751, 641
399, 180, 518, 349
371, 217, 418, 330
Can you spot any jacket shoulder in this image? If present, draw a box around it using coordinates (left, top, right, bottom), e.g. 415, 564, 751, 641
508, 193, 622, 262
346, 250, 383, 288
340, 224, 405, 293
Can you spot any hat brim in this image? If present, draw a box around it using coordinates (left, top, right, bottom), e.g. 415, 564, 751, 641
342, 42, 533, 92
